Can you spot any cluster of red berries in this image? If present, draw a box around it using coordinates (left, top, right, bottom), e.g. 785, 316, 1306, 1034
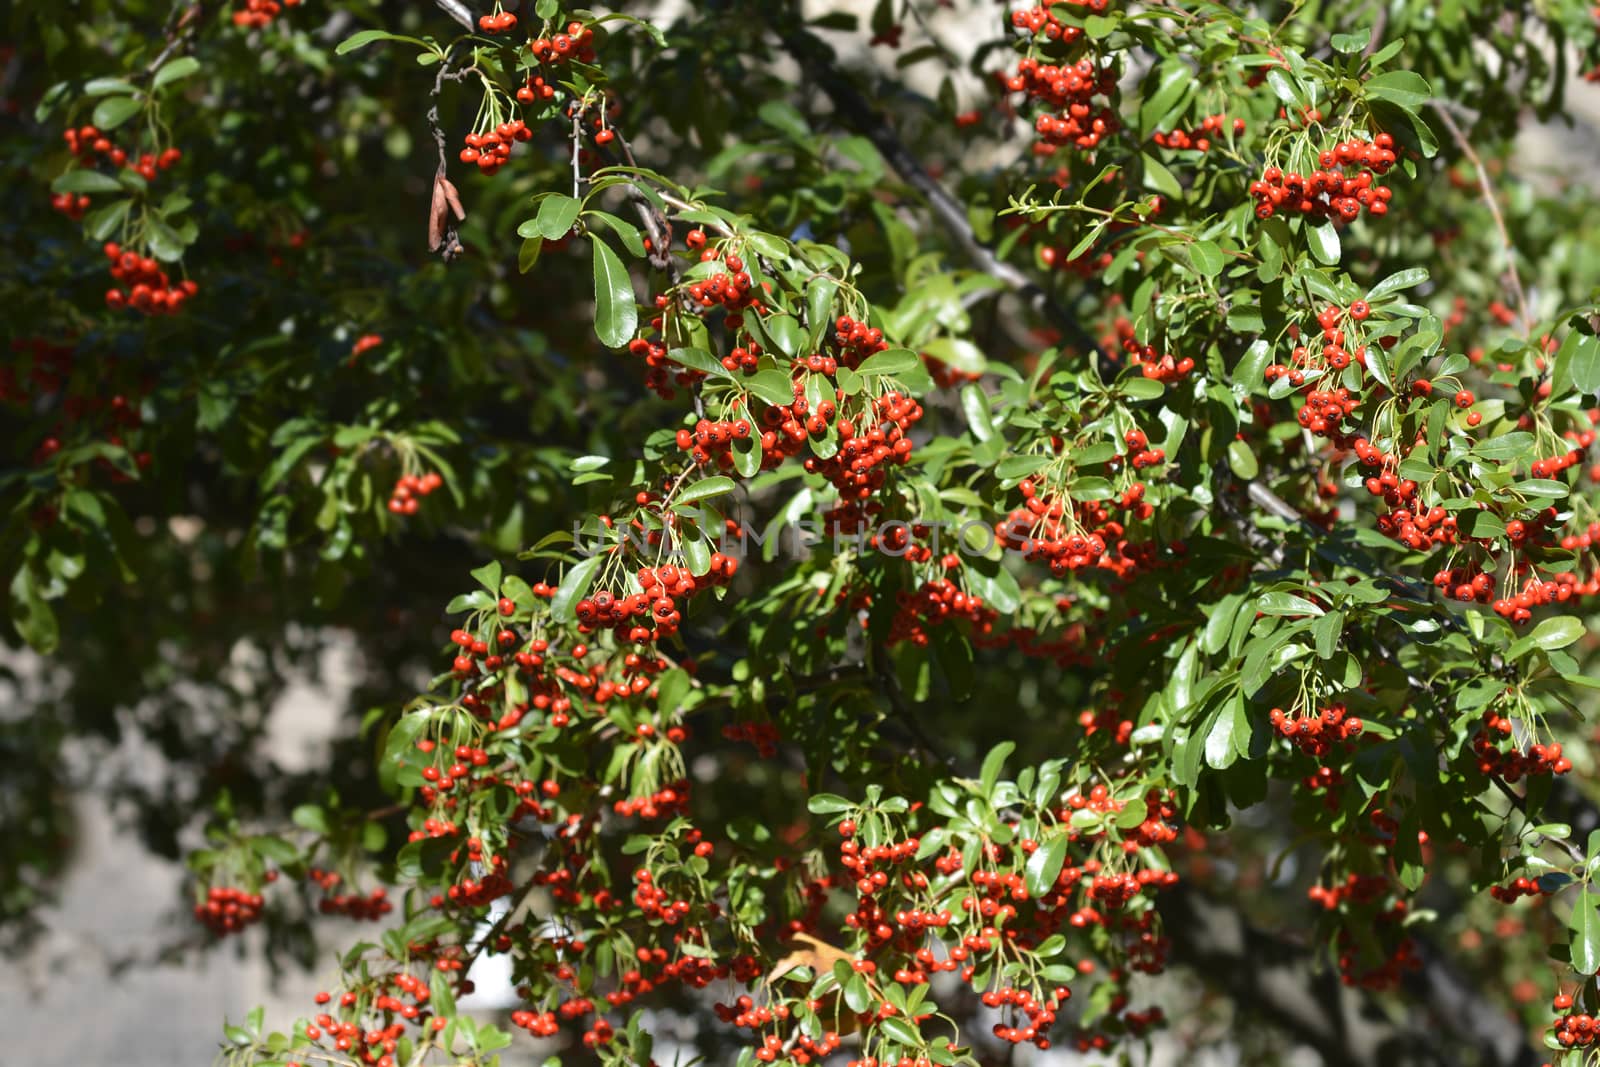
1129, 343, 1193, 383
611, 781, 691, 821
1008, 0, 1108, 45
1109, 320, 1193, 382
388, 471, 443, 516
1119, 428, 1166, 471
1006, 57, 1120, 155
683, 254, 761, 313
1153, 114, 1245, 152
1488, 876, 1549, 904
49, 190, 91, 220
460, 119, 532, 175
1432, 565, 1493, 605
887, 579, 998, 647
55, 125, 182, 222
1249, 133, 1396, 222
101, 241, 198, 315
675, 416, 754, 467
1548, 992, 1600, 1049
626, 335, 711, 399
1493, 570, 1594, 623
574, 558, 738, 647
1470, 711, 1572, 781
310, 870, 394, 921
801, 392, 923, 522
1336, 926, 1421, 989
528, 23, 597, 65
63, 126, 182, 177
721, 720, 780, 758
233, 0, 301, 27
1269, 702, 1363, 757
516, 74, 559, 104
982, 985, 1072, 1048
829, 315, 893, 370
478, 8, 517, 32
996, 480, 1122, 577
194, 884, 266, 936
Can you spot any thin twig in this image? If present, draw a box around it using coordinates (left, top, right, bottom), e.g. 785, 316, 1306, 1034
1361, 1, 1389, 59
570, 107, 583, 200
609, 130, 678, 278
142, 1, 212, 79
1429, 102, 1533, 334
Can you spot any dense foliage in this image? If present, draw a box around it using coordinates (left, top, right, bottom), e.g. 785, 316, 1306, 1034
7, 1, 1600, 1065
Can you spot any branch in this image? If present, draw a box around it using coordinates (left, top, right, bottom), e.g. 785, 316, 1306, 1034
426, 54, 470, 261
775, 25, 1106, 362
608, 130, 679, 278
434, 0, 475, 31
1429, 102, 1533, 335
142, 1, 212, 79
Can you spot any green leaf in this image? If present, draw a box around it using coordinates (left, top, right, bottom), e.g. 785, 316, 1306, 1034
591, 238, 637, 348
1306, 221, 1341, 265
1143, 154, 1182, 198
1257, 591, 1324, 616
980, 741, 1014, 797
1364, 70, 1433, 111
757, 100, 811, 144
960, 384, 995, 441
1556, 332, 1600, 397
291, 805, 331, 835
1571, 886, 1600, 974
91, 95, 142, 131
922, 337, 987, 376
533, 194, 582, 239
674, 477, 736, 508
586, 211, 645, 257
746, 369, 796, 406
551, 554, 605, 624
1234, 339, 1271, 387
1331, 28, 1371, 53
10, 567, 59, 654
996, 454, 1050, 480
336, 29, 427, 55
1204, 696, 1244, 769
152, 56, 201, 90
1188, 240, 1225, 277
1024, 836, 1068, 898
51, 169, 125, 195
470, 561, 502, 594
518, 236, 544, 274
1507, 616, 1587, 660
857, 349, 921, 378
83, 77, 137, 97
1120, 376, 1166, 400
1367, 267, 1429, 301
1226, 439, 1259, 479
1265, 68, 1299, 106
84, 198, 133, 242
657, 347, 723, 379
876, 1017, 921, 1048
1138, 60, 1192, 135
430, 970, 458, 1018
807, 793, 854, 815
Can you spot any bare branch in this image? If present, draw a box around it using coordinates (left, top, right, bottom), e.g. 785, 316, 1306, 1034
434, 0, 475, 31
